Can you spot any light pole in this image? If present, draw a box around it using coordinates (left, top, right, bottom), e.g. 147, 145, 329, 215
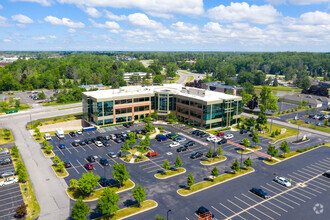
167, 209, 172, 220
240, 151, 243, 171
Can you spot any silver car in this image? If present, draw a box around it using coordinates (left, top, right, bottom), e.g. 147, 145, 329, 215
0, 170, 16, 178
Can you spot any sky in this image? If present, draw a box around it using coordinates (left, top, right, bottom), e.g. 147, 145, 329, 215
0, 0, 329, 51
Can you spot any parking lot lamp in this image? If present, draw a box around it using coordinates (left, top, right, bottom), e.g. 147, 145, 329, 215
167, 209, 172, 220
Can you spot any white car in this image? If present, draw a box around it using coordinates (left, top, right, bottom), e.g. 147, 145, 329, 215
212, 137, 220, 143
95, 141, 103, 147
206, 136, 216, 142
0, 177, 18, 186
163, 131, 171, 136
324, 115, 330, 119
170, 142, 180, 148
76, 130, 82, 135
274, 176, 291, 187
224, 134, 234, 140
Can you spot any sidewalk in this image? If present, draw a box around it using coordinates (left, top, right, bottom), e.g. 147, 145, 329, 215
129, 152, 140, 163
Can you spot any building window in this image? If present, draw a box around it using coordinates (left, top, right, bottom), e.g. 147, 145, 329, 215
97, 102, 103, 117
159, 95, 168, 111
169, 97, 176, 111
134, 115, 139, 120
203, 105, 211, 121
104, 101, 113, 116
212, 103, 223, 119
134, 97, 149, 102
151, 96, 155, 110
104, 118, 113, 124
115, 107, 132, 115
134, 105, 149, 112
128, 116, 132, 121
116, 116, 126, 122
115, 99, 132, 105
98, 120, 103, 125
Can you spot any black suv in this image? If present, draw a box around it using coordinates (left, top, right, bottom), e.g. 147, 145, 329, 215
192, 130, 200, 135
323, 172, 330, 178
123, 123, 130, 128
196, 206, 214, 218
71, 141, 79, 147
190, 152, 203, 159
69, 131, 76, 137
96, 136, 104, 141
100, 158, 109, 166
64, 161, 72, 168
200, 132, 209, 138
114, 138, 122, 143
217, 139, 227, 145
177, 146, 188, 152
79, 140, 86, 146
184, 141, 195, 147
99, 177, 111, 187
0, 158, 12, 165
102, 140, 110, 147
87, 155, 96, 163
250, 188, 270, 199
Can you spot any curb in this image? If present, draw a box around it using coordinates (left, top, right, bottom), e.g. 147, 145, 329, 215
200, 156, 227, 166
154, 168, 186, 179
177, 168, 255, 197
51, 166, 69, 178
291, 139, 310, 145
236, 150, 252, 154
40, 149, 55, 158
247, 146, 262, 151
118, 200, 158, 220
269, 133, 301, 144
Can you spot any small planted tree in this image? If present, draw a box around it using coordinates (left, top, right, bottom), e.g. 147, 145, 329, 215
145, 123, 155, 132
174, 154, 183, 170
132, 184, 146, 207
71, 198, 90, 220
53, 155, 61, 164
243, 157, 252, 168
78, 172, 101, 195
187, 172, 194, 190
15, 203, 28, 218
112, 163, 130, 187
252, 133, 260, 147
211, 166, 219, 181
155, 215, 165, 220
206, 146, 213, 158
121, 142, 131, 158
267, 145, 278, 157
151, 112, 158, 120
231, 159, 240, 173
57, 161, 65, 172
242, 138, 250, 148
162, 159, 171, 172
70, 179, 78, 189
45, 145, 53, 154
4, 129, 11, 140
42, 139, 48, 146
279, 140, 290, 158
216, 146, 223, 156
97, 187, 120, 215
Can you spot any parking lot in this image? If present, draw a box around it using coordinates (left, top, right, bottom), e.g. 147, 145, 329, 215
0, 152, 23, 220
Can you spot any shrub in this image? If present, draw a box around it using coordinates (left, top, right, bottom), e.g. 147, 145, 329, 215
275, 129, 279, 136
270, 132, 275, 137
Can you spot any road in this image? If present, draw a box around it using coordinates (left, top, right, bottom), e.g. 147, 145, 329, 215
176, 70, 205, 84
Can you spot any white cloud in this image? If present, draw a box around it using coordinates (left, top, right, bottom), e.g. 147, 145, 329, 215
264, 0, 287, 4
9, 0, 52, 6
0, 16, 8, 27
104, 10, 127, 21
12, 14, 34, 23
48, 35, 57, 39
16, 24, 27, 28
83, 7, 102, 18
207, 2, 281, 24
32, 36, 46, 40
56, 0, 204, 16
89, 19, 120, 29
127, 13, 163, 29
0, 4, 3, 9
124, 29, 157, 43
265, 0, 329, 5
300, 11, 330, 25
67, 28, 76, 33
44, 16, 85, 28
171, 22, 199, 32
3, 39, 12, 42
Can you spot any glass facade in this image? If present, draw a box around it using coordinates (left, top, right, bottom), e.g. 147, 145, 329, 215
203, 105, 211, 120
212, 103, 223, 119
97, 102, 103, 117
169, 95, 176, 111
159, 94, 168, 111
116, 116, 126, 122
104, 101, 113, 116
104, 118, 113, 124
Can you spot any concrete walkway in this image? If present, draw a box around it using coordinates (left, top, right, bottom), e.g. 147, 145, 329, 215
129, 152, 140, 163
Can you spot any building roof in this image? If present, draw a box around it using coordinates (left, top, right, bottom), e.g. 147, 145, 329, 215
282, 94, 329, 105
203, 82, 244, 90
83, 84, 241, 102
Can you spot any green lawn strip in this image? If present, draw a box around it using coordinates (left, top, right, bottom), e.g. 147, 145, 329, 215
324, 143, 330, 147
98, 200, 158, 220
178, 167, 254, 196
258, 123, 298, 142
0, 103, 31, 113
51, 165, 69, 178
263, 158, 279, 164
186, 76, 194, 83
67, 179, 135, 201
11, 149, 40, 220
237, 149, 252, 154
121, 149, 149, 163
0, 128, 14, 145
248, 146, 262, 151
207, 127, 230, 135
273, 108, 306, 117
200, 156, 226, 165
42, 101, 80, 106
254, 85, 302, 92
275, 152, 299, 160
27, 113, 82, 129
154, 168, 186, 179
41, 148, 55, 157
287, 119, 330, 133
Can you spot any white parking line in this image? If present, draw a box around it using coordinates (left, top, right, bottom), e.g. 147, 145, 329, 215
301, 168, 320, 175
77, 160, 88, 172
86, 144, 93, 150
0, 199, 23, 208
56, 147, 65, 155
70, 144, 79, 152
295, 187, 317, 197
261, 185, 305, 203
314, 162, 329, 169
69, 164, 79, 174
307, 165, 323, 172
292, 173, 327, 191
219, 203, 246, 220
297, 170, 329, 187
146, 168, 162, 173
227, 199, 263, 220
319, 159, 330, 165
142, 164, 160, 170
0, 194, 22, 203
245, 192, 288, 213
0, 190, 21, 198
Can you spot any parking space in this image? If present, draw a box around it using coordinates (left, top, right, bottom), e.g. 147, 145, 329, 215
184, 157, 330, 220
0, 153, 24, 220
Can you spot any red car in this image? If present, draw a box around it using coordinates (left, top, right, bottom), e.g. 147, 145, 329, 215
147, 151, 159, 157
217, 132, 225, 137
85, 163, 93, 170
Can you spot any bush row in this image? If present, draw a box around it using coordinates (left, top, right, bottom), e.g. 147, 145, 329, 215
296, 143, 324, 153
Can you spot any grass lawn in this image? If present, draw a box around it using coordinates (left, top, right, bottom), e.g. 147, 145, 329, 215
178, 167, 254, 196
27, 113, 82, 129
248, 145, 262, 150
324, 143, 330, 147
273, 108, 306, 117
121, 149, 148, 163
58, 106, 81, 110
51, 165, 68, 177
186, 76, 194, 83
0, 128, 14, 145
237, 149, 252, 154
155, 168, 185, 179
99, 200, 157, 220
41, 148, 55, 157
67, 179, 135, 201
258, 123, 298, 142
0, 103, 31, 113
168, 74, 180, 83
200, 156, 226, 165
287, 119, 330, 133
42, 101, 80, 106
263, 159, 278, 165
275, 152, 300, 160
254, 85, 302, 92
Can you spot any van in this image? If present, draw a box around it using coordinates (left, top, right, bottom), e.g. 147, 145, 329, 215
55, 128, 65, 139
44, 133, 52, 141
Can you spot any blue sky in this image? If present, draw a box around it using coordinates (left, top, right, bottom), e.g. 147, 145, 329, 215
0, 0, 329, 51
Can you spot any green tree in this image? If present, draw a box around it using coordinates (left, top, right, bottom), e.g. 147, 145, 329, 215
243, 157, 252, 168
127, 132, 136, 147
71, 199, 90, 220
38, 92, 46, 100
112, 163, 130, 187
242, 138, 250, 148
4, 129, 11, 140
267, 145, 278, 157
166, 62, 178, 78
206, 146, 213, 158
279, 140, 290, 157
187, 172, 194, 189
259, 86, 278, 113
252, 133, 260, 147
242, 82, 255, 95
231, 159, 240, 173
57, 161, 65, 172
53, 155, 61, 164
121, 142, 131, 158
34, 128, 42, 140
78, 172, 101, 194
15, 99, 20, 108
15, 203, 28, 218
273, 76, 279, 87
167, 113, 177, 123
174, 154, 183, 169
325, 119, 328, 126
240, 90, 253, 107
70, 179, 78, 189
211, 166, 219, 181
150, 112, 158, 120
11, 145, 19, 158
97, 187, 120, 215
42, 139, 48, 146
145, 123, 155, 132
132, 184, 146, 207
162, 159, 170, 171
216, 146, 223, 156
45, 145, 53, 154
143, 116, 152, 123
256, 113, 267, 125
153, 75, 163, 84
155, 215, 165, 220
245, 117, 256, 130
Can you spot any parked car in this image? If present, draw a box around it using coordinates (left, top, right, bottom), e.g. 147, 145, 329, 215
64, 161, 72, 168
273, 176, 291, 187
0, 158, 12, 165
0, 149, 10, 155
84, 139, 92, 144
85, 163, 93, 170
135, 130, 143, 134
0, 170, 16, 178
240, 129, 248, 134
95, 141, 103, 147
120, 132, 128, 137
108, 152, 117, 158
58, 144, 65, 149
123, 123, 130, 128
190, 152, 203, 159
99, 177, 111, 187
217, 138, 227, 145
121, 137, 128, 142
109, 134, 116, 140
87, 155, 96, 163
90, 138, 97, 143
162, 131, 171, 136
184, 141, 195, 147
176, 137, 186, 143
44, 133, 52, 141
0, 177, 18, 186
250, 187, 270, 199
169, 142, 180, 148
71, 141, 79, 147
79, 140, 86, 146
128, 122, 134, 126
206, 136, 216, 142
322, 172, 330, 178
104, 135, 110, 141
217, 132, 225, 136
147, 151, 159, 157
224, 134, 234, 139
156, 135, 168, 142
177, 146, 188, 152
69, 131, 76, 137
169, 134, 178, 139
100, 158, 110, 166
102, 140, 110, 147
192, 130, 201, 135
114, 138, 122, 143
248, 133, 254, 137
200, 133, 209, 138
97, 136, 104, 141
76, 130, 82, 135
196, 206, 214, 219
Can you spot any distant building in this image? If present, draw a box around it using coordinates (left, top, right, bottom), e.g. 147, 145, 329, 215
202, 82, 245, 95
116, 56, 136, 61
124, 72, 147, 81
319, 81, 330, 88
282, 94, 330, 108
79, 84, 106, 91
